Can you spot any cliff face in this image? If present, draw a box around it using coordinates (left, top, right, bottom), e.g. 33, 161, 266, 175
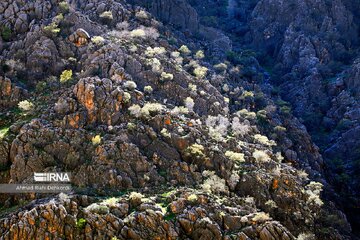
248, 0, 360, 230
0, 0, 357, 239
186, 0, 360, 234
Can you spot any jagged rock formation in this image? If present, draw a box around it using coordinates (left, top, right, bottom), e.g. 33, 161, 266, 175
0, 190, 299, 239
248, 0, 360, 232
150, 0, 200, 34
0, 0, 357, 239
186, 0, 360, 235
0, 77, 27, 110
129, 0, 232, 58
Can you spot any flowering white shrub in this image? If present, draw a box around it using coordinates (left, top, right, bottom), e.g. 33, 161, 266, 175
124, 81, 137, 90
214, 63, 227, 71
223, 84, 230, 92
135, 10, 148, 19
252, 150, 271, 162
237, 109, 256, 119
179, 45, 191, 55
91, 36, 105, 45
201, 170, 228, 194
160, 72, 174, 81
160, 128, 171, 138
254, 134, 276, 146
188, 83, 197, 93
145, 46, 166, 57
141, 103, 164, 117
129, 192, 144, 201
144, 85, 153, 94
225, 151, 245, 163
102, 197, 118, 207
171, 106, 189, 116
116, 21, 129, 30
99, 11, 113, 20
129, 44, 138, 53
128, 104, 141, 118
18, 100, 34, 111
244, 196, 255, 205
240, 90, 254, 99
171, 51, 180, 58
305, 181, 324, 207
297, 233, 316, 240
129, 103, 164, 118
146, 58, 162, 73
228, 172, 240, 190
265, 200, 278, 208
193, 66, 208, 79
171, 51, 183, 64
123, 92, 131, 103
130, 27, 159, 39
184, 97, 194, 112
252, 212, 270, 222
130, 29, 146, 38
186, 144, 205, 158
195, 50, 205, 59
206, 115, 230, 141
275, 152, 284, 162
297, 170, 309, 180
231, 117, 251, 137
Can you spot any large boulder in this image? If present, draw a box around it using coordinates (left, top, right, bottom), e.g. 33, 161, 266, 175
0, 76, 28, 110
149, 0, 200, 33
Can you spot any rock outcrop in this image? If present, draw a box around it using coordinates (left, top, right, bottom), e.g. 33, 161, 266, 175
248, 0, 360, 231
0, 77, 27, 110
150, 0, 200, 33
0, 190, 299, 240
187, 0, 360, 235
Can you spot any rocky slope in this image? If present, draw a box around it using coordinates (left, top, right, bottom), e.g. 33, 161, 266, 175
0, 0, 356, 239
248, 0, 360, 232
180, 0, 360, 235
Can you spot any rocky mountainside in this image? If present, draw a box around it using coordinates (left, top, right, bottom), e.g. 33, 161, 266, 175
0, 0, 358, 239
248, 0, 360, 232
176, 0, 360, 235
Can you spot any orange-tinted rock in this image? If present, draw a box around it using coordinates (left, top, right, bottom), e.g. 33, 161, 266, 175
69, 28, 90, 47
0, 77, 27, 110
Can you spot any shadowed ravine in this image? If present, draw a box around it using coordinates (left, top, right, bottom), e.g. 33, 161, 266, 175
227, 0, 237, 18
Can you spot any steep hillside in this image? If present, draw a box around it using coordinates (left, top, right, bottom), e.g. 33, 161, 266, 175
0, 0, 356, 239
180, 0, 360, 235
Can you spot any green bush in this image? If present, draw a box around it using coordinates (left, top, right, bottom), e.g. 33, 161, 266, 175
0, 126, 10, 140
280, 106, 291, 114
1, 26, 12, 41
226, 50, 257, 65
59, 1, 70, 13
60, 69, 73, 83
35, 81, 47, 92
76, 218, 86, 229
43, 22, 60, 36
